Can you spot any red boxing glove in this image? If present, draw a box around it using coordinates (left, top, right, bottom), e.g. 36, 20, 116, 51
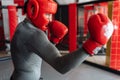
83, 13, 114, 55
48, 20, 68, 44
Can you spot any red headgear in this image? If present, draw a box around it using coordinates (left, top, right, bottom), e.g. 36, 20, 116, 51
26, 0, 57, 31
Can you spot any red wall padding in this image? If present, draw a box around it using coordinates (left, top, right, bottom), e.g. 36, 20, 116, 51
8, 5, 18, 41
69, 3, 77, 52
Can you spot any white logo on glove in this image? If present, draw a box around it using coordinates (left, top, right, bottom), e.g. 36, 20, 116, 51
93, 47, 101, 54
103, 21, 114, 39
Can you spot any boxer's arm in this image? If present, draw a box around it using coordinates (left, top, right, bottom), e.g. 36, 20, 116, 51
26, 30, 89, 74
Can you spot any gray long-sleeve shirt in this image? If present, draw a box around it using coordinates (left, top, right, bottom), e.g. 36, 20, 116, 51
10, 19, 89, 80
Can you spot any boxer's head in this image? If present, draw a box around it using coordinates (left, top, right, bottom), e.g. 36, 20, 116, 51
26, 0, 57, 31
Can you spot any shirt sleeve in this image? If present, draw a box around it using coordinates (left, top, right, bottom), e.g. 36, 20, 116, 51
25, 29, 61, 62
26, 29, 89, 74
